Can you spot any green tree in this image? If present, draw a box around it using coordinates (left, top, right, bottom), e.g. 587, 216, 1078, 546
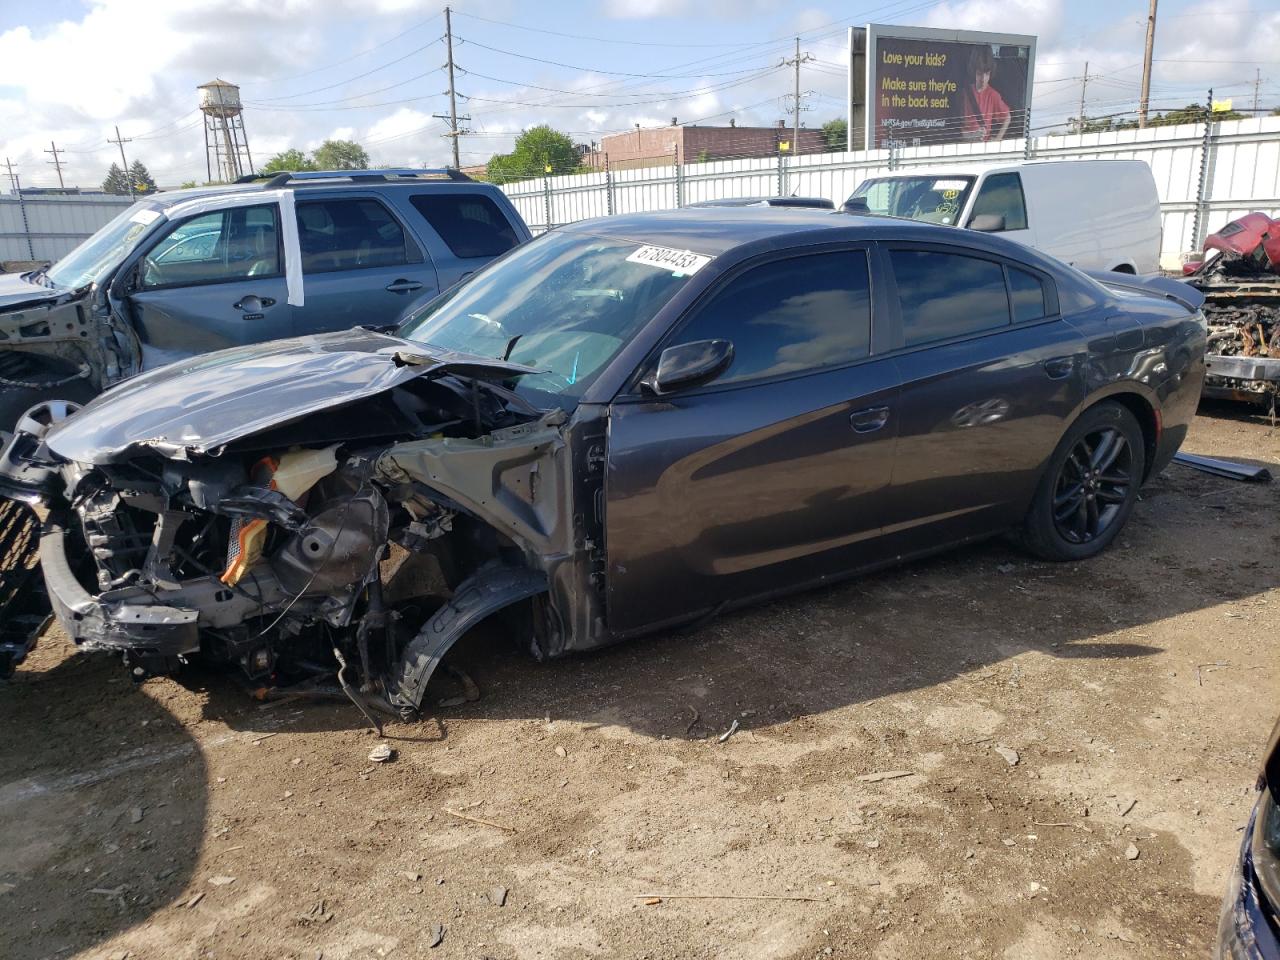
312, 139, 369, 170
261, 148, 318, 174
821, 118, 848, 151
129, 160, 157, 194
484, 125, 582, 184
102, 162, 129, 195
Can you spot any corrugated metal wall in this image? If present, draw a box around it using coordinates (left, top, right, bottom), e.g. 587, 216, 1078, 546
0, 193, 133, 262
502, 116, 1280, 270
4, 117, 1277, 270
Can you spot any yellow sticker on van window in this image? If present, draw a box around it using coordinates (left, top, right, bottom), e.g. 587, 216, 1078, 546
942, 189, 959, 200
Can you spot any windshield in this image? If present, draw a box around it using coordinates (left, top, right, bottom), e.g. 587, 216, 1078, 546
399, 230, 703, 400
44, 201, 164, 289
850, 176, 976, 226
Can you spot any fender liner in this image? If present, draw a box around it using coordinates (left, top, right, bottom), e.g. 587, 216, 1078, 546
386, 564, 547, 714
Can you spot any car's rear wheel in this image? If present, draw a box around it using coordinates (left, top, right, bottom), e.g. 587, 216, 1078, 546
1022, 401, 1145, 561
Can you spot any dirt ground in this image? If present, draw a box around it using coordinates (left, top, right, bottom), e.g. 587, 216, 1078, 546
2, 402, 1278, 960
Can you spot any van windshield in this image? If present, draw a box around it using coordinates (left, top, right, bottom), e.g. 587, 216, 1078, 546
44, 202, 164, 290
849, 176, 976, 226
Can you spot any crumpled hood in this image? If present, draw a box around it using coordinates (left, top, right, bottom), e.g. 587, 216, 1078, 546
0, 272, 65, 312
45, 328, 537, 464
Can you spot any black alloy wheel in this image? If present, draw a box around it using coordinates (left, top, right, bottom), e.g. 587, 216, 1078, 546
1022, 400, 1145, 562
1051, 426, 1133, 544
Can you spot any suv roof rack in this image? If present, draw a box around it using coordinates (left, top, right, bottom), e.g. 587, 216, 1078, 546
235, 168, 475, 187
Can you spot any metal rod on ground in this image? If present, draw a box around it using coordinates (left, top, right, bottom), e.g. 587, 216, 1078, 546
1139, 0, 1158, 128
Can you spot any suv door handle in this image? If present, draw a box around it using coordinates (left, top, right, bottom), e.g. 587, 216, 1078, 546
1043, 356, 1074, 380
850, 405, 890, 433
385, 279, 424, 294
233, 295, 276, 310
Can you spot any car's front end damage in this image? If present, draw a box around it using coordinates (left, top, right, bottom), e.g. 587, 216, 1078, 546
1186, 213, 1280, 407
0, 329, 609, 719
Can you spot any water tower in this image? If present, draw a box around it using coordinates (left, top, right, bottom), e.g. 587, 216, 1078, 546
199, 79, 255, 183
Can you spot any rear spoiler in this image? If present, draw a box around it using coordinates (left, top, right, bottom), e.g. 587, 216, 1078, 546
1084, 270, 1206, 314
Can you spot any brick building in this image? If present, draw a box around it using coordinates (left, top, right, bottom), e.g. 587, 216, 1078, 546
597, 120, 828, 170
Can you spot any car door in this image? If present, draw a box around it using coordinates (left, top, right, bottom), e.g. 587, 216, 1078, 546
876, 244, 1087, 553
604, 246, 902, 635
294, 194, 439, 335
127, 202, 293, 365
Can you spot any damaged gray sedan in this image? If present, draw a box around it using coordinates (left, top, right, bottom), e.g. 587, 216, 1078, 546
0, 209, 1206, 717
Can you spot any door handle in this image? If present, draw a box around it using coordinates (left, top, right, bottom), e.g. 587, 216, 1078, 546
1043, 356, 1074, 380
233, 295, 276, 311
385, 279, 424, 294
850, 405, 890, 433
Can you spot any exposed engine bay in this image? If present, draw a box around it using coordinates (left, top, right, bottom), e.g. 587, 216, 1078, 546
0, 331, 610, 723
1186, 212, 1280, 406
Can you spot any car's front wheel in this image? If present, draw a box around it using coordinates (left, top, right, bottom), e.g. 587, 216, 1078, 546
1022, 401, 1145, 561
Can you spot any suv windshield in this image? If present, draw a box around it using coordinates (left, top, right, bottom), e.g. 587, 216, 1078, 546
400, 230, 699, 401
849, 176, 976, 225
44, 201, 164, 290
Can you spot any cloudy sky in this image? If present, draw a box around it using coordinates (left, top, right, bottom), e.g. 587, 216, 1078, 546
1, 0, 1277, 188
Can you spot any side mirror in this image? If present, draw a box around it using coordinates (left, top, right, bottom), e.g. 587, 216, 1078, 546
644, 339, 733, 395
842, 196, 870, 214
968, 213, 1006, 232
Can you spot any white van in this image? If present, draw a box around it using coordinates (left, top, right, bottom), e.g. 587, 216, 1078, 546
847, 159, 1162, 274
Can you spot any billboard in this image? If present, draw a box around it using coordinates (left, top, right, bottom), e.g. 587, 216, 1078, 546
848, 24, 1036, 150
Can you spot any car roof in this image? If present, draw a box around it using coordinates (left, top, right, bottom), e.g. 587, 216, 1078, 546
558, 207, 1008, 257
148, 174, 500, 209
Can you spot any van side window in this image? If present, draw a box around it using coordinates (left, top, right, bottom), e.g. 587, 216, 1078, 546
1007, 266, 1049, 322
141, 205, 280, 288
968, 173, 1027, 232
890, 249, 1010, 346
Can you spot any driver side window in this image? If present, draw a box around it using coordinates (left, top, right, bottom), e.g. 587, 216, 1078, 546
664, 250, 873, 386
967, 173, 1028, 232
141, 204, 280, 288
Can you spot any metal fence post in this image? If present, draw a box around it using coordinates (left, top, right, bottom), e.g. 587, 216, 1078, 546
542, 173, 553, 232
777, 151, 785, 196
674, 145, 684, 208
15, 187, 34, 260
1191, 89, 1215, 252
604, 157, 614, 216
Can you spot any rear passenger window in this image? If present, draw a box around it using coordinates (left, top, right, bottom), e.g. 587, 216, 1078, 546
967, 173, 1027, 232
890, 250, 1010, 346
295, 198, 409, 274
1008, 266, 1049, 322
671, 251, 871, 384
409, 194, 520, 259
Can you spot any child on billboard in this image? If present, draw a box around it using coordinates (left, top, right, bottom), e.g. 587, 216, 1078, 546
962, 45, 1011, 141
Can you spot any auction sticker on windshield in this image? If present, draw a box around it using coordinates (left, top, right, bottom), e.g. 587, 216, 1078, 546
625, 245, 712, 277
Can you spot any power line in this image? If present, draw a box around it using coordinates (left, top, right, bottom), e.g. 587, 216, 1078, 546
44, 141, 66, 188
434, 7, 469, 170
107, 125, 134, 198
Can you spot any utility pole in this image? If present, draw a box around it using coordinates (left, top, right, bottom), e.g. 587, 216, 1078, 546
108, 125, 134, 198
1138, 0, 1158, 127
433, 7, 471, 170
1077, 61, 1090, 135
1253, 68, 1262, 114
44, 141, 66, 189
781, 38, 814, 156
3, 157, 19, 192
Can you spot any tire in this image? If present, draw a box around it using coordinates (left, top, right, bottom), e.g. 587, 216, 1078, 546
0, 379, 96, 446
1022, 401, 1146, 562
